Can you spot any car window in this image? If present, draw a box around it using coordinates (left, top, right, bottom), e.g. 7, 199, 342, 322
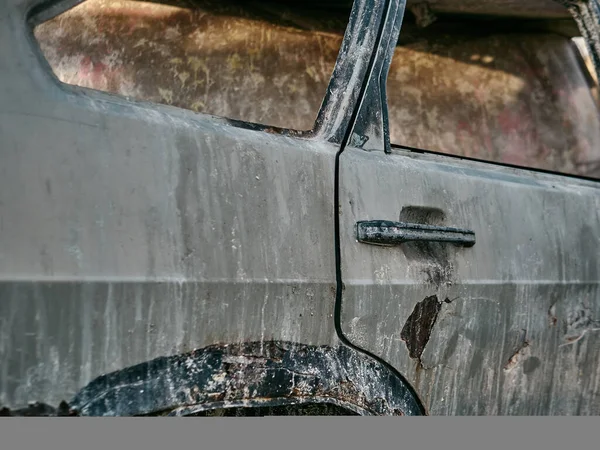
386, 18, 600, 179
33, 0, 349, 132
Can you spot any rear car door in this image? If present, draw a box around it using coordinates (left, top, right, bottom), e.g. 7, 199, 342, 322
337, 0, 600, 414
1, 0, 349, 410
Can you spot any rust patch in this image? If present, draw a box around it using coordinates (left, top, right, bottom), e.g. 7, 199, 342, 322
548, 303, 558, 327
401, 295, 450, 361
503, 329, 530, 372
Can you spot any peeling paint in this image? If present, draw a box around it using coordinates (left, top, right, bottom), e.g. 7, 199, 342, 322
400, 295, 450, 362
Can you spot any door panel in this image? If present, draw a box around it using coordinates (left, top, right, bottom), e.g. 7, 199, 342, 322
0, 0, 339, 408
338, 146, 600, 414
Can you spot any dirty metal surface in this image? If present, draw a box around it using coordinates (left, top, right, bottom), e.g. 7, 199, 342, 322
3, 0, 600, 416
1, 0, 429, 415
338, 145, 600, 414
1, 0, 342, 409
34, 0, 600, 177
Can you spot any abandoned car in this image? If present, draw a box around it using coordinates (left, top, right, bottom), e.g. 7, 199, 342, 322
1, 0, 600, 415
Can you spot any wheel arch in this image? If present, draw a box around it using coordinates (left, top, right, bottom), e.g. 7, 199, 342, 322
69, 340, 425, 416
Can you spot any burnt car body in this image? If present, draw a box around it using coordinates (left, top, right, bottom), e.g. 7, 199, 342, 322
1, 0, 600, 416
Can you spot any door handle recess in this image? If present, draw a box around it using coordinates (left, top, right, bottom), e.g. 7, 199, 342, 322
356, 220, 476, 247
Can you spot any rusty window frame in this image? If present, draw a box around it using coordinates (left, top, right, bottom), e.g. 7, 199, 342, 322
558, 1, 600, 77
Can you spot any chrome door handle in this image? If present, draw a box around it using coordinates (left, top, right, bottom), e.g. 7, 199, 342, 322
356, 220, 476, 247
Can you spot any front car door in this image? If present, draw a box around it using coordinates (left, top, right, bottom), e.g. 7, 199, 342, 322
1, 0, 344, 412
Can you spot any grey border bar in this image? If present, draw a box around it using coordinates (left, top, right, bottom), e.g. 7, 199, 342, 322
0, 418, 597, 450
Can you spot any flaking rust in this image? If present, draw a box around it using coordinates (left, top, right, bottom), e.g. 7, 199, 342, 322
503, 329, 530, 372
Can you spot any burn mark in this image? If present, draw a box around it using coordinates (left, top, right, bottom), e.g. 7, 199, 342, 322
397, 207, 456, 288
522, 357, 541, 375
401, 295, 448, 362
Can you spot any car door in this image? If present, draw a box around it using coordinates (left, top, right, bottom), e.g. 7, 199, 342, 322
0, 0, 351, 410
336, 1, 600, 414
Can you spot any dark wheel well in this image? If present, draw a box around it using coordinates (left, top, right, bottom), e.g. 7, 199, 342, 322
69, 341, 424, 416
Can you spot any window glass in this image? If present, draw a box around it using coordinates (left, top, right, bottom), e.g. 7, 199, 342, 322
34, 0, 349, 131
387, 19, 600, 179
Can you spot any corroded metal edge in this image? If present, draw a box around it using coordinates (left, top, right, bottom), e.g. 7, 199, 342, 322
71, 341, 424, 416
0, 341, 424, 416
